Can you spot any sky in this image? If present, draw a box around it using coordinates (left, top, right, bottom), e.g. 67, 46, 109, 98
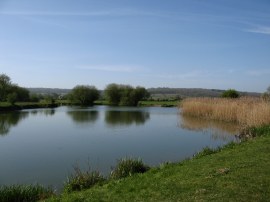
0, 0, 270, 92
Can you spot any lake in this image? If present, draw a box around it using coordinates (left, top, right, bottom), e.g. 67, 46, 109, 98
0, 106, 239, 191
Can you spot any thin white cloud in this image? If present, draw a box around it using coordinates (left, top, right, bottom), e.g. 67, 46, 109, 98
246, 69, 270, 76
0, 10, 155, 17
245, 25, 270, 35
78, 65, 141, 73
149, 70, 208, 80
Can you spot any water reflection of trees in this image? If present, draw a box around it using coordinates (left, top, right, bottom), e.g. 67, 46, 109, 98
105, 110, 150, 126
0, 112, 29, 136
180, 115, 240, 141
30, 109, 55, 116
67, 111, 99, 124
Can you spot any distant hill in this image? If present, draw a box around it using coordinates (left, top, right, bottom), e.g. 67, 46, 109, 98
147, 88, 261, 99
27, 87, 261, 99
27, 88, 71, 95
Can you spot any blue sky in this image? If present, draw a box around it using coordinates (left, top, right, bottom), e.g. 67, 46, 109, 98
0, 0, 269, 92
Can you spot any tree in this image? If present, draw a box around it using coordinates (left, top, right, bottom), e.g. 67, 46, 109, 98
0, 74, 12, 101
0, 74, 30, 102
267, 86, 270, 94
7, 92, 18, 105
104, 83, 122, 105
132, 87, 150, 104
10, 85, 30, 102
119, 85, 134, 106
69, 85, 99, 106
221, 89, 239, 98
105, 83, 149, 106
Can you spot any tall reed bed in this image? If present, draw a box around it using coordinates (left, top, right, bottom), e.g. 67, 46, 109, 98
180, 97, 270, 127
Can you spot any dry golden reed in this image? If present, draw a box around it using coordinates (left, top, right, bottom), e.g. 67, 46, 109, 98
180, 97, 270, 127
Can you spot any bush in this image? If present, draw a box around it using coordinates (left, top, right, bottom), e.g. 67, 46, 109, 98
221, 89, 239, 98
64, 165, 105, 193
110, 158, 150, 180
0, 184, 54, 202
68, 85, 99, 106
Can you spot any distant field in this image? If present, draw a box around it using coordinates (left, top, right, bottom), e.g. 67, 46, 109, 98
139, 100, 179, 107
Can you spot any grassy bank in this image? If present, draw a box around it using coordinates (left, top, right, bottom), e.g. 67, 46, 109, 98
45, 126, 270, 202
94, 100, 179, 107
139, 100, 179, 107
0, 100, 178, 111
0, 102, 58, 111
181, 97, 270, 127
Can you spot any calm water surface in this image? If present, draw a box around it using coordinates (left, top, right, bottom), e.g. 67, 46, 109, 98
0, 106, 239, 190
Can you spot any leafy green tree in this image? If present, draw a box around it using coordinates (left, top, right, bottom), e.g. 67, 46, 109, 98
69, 85, 99, 106
104, 83, 122, 105
10, 85, 30, 102
105, 83, 149, 106
0, 74, 30, 102
7, 92, 18, 105
131, 86, 150, 105
119, 85, 134, 106
221, 89, 239, 98
0, 74, 12, 101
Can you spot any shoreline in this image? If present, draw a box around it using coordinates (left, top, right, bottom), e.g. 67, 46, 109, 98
0, 100, 179, 112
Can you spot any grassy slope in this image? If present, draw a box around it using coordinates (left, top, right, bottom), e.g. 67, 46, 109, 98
46, 132, 270, 202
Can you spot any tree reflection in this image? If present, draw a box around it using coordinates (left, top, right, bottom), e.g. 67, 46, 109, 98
43, 109, 55, 116
67, 111, 99, 124
0, 112, 29, 136
105, 110, 150, 126
180, 115, 240, 141
30, 109, 55, 116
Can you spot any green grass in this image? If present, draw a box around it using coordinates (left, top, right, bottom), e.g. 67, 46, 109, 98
0, 184, 54, 202
1, 100, 179, 109
110, 158, 150, 180
93, 100, 109, 105
138, 100, 179, 107
46, 127, 270, 202
0, 102, 58, 111
63, 165, 105, 193
0, 102, 12, 107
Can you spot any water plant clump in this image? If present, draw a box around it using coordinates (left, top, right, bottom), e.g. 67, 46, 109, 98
64, 165, 106, 193
0, 184, 54, 202
110, 157, 150, 180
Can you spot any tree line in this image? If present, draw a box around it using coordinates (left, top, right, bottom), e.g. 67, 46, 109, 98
68, 83, 149, 106
0, 74, 149, 106
0, 74, 30, 104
